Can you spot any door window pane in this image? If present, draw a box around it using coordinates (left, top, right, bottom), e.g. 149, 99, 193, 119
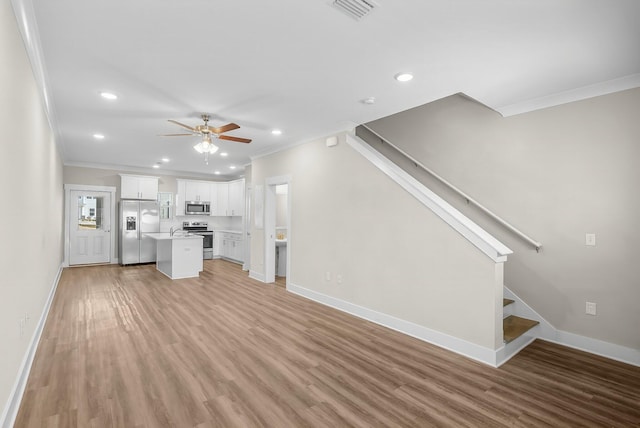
77, 196, 104, 230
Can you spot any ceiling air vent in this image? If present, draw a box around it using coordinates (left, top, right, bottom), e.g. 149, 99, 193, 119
332, 0, 377, 20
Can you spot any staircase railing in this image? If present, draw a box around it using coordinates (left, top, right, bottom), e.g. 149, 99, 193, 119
359, 124, 542, 252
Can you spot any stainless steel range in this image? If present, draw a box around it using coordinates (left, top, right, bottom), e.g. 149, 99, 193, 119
183, 221, 214, 260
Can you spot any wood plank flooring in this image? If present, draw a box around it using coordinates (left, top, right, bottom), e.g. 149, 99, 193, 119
15, 260, 640, 427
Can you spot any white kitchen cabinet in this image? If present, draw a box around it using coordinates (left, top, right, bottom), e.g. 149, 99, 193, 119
214, 179, 244, 216
228, 179, 245, 216
175, 180, 185, 216
219, 232, 243, 263
185, 181, 211, 202
216, 183, 229, 216
120, 174, 158, 200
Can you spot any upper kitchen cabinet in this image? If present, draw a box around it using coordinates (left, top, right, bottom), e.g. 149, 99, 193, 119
228, 179, 245, 216
216, 182, 229, 216
185, 180, 211, 202
215, 179, 244, 216
120, 174, 159, 200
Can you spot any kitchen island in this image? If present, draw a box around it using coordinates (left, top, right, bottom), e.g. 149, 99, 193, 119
145, 233, 204, 279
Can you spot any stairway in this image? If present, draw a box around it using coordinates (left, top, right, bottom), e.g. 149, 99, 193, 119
503, 298, 539, 343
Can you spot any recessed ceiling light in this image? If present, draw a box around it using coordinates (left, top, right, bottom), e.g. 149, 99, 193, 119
271, 129, 282, 135
161, 158, 170, 163
214, 171, 221, 175
394, 72, 413, 82
229, 165, 236, 170
99, 91, 118, 100
93, 133, 105, 140
220, 152, 228, 157
152, 164, 160, 169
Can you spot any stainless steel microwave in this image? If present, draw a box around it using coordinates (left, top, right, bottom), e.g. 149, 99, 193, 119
185, 201, 210, 215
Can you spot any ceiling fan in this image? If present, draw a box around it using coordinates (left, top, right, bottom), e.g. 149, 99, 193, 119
162, 114, 252, 164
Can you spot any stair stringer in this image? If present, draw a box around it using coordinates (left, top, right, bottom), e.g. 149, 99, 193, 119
496, 286, 557, 366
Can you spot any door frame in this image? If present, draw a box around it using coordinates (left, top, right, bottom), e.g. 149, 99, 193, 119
64, 184, 117, 267
264, 175, 291, 284
243, 184, 252, 271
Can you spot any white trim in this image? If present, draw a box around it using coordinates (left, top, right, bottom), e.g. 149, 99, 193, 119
264, 175, 292, 284
549, 331, 640, 368
64, 161, 234, 181
10, 0, 63, 158
1, 264, 63, 428
64, 184, 117, 266
495, 73, 640, 117
503, 286, 556, 339
288, 283, 498, 367
249, 270, 266, 282
346, 134, 512, 263
249, 126, 356, 162
495, 334, 537, 367
504, 286, 640, 367
360, 125, 541, 251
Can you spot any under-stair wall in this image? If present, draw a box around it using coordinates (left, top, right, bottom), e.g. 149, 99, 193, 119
251, 134, 511, 365
357, 90, 640, 365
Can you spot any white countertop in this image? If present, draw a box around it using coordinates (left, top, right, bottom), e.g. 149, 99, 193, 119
145, 232, 204, 241
214, 229, 243, 234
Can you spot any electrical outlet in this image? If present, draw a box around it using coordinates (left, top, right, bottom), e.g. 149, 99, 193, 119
586, 301, 597, 316
585, 233, 596, 246
336, 274, 343, 284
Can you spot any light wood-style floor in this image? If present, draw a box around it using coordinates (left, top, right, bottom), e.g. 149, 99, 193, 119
15, 260, 640, 427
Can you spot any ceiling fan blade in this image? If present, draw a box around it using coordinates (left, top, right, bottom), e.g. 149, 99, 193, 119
219, 135, 252, 144
168, 119, 196, 132
159, 133, 194, 137
212, 123, 240, 134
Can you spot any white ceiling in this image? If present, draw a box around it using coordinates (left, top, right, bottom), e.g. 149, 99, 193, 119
16, 0, 640, 178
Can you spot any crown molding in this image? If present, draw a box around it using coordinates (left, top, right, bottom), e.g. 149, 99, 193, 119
495, 73, 640, 117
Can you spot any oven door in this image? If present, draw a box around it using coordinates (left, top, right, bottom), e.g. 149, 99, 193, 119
196, 231, 214, 260
200, 232, 213, 249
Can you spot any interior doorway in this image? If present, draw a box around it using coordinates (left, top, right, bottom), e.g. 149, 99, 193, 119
264, 175, 291, 285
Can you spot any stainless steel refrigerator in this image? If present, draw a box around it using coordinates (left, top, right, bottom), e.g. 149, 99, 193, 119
119, 200, 160, 265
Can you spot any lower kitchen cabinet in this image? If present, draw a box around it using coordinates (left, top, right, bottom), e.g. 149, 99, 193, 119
217, 232, 244, 263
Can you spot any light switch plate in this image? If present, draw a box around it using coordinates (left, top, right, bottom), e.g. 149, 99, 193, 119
586, 301, 597, 315
585, 233, 596, 246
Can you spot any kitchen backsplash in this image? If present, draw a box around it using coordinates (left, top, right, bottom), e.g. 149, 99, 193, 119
160, 215, 243, 232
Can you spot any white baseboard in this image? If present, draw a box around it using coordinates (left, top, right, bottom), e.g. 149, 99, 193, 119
249, 270, 265, 283
505, 285, 640, 367
549, 330, 640, 367
1, 264, 64, 428
288, 282, 498, 367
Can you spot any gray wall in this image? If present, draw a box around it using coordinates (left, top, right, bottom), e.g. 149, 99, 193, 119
0, 0, 64, 417
251, 135, 504, 349
365, 89, 640, 350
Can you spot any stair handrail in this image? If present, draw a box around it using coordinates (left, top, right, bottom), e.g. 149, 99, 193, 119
360, 124, 542, 252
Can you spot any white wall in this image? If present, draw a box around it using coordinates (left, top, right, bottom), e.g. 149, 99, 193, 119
0, 0, 64, 420
364, 89, 640, 350
251, 135, 504, 349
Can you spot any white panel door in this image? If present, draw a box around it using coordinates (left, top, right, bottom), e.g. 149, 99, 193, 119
69, 190, 112, 265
